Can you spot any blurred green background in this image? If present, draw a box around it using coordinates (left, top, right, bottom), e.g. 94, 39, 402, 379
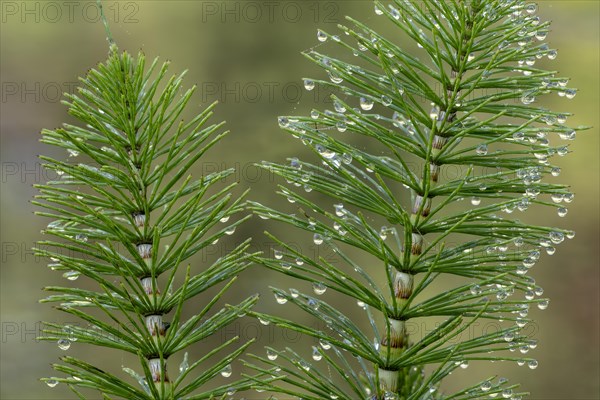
1, 1, 598, 399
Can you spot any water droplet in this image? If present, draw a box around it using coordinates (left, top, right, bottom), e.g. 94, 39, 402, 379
557, 207, 568, 217
334, 203, 345, 216
521, 93, 535, 104
57, 338, 71, 350
476, 144, 488, 155
226, 387, 236, 396
547, 49, 557, 60
537, 299, 549, 310
513, 131, 525, 141
320, 338, 331, 350
258, 317, 270, 325
62, 271, 80, 281
274, 250, 283, 260
429, 104, 440, 120
383, 391, 399, 400
300, 361, 311, 372
504, 332, 515, 342
219, 216, 230, 223
526, 3, 538, 14
359, 97, 374, 111
471, 197, 481, 206
551, 167, 561, 177
527, 360, 538, 369
290, 288, 299, 298
278, 117, 289, 128
525, 290, 535, 300
481, 380, 492, 392
563, 193, 575, 203
225, 226, 236, 235
310, 110, 319, 119
313, 233, 324, 245
312, 282, 327, 295
333, 99, 346, 113
220, 364, 232, 378
179, 352, 189, 374
316, 144, 336, 159
267, 348, 278, 361
470, 284, 482, 295
46, 379, 59, 388
549, 231, 564, 244
565, 89, 577, 99
274, 292, 288, 305
317, 29, 327, 42
307, 297, 320, 310
281, 263, 292, 270
304, 79, 315, 91
328, 71, 343, 84
467, 52, 475, 62
312, 346, 322, 361
380, 95, 392, 106
536, 30, 548, 41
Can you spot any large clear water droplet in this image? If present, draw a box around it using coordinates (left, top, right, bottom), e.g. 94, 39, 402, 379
63, 271, 80, 281
359, 97, 374, 111
320, 338, 331, 350
304, 79, 315, 91
179, 352, 189, 374
521, 93, 535, 104
46, 379, 59, 388
481, 380, 492, 392
476, 144, 488, 155
317, 29, 328, 42
267, 348, 278, 361
57, 338, 71, 350
313, 233, 324, 245
274, 292, 288, 305
312, 346, 322, 361
278, 117, 289, 128
220, 364, 232, 378
312, 282, 327, 295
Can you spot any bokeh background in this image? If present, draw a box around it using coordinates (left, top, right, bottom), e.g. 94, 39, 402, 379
1, 1, 598, 399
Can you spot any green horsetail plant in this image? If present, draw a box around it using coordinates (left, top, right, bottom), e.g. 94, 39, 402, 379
245, 1, 584, 399
33, 29, 261, 398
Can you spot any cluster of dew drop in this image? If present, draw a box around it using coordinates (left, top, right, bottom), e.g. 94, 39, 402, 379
268, 2, 581, 399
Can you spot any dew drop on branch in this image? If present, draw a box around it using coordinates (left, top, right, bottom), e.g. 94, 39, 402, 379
359, 97, 374, 111
313, 233, 324, 245
267, 348, 278, 361
317, 29, 327, 42
312, 346, 323, 361
179, 352, 189, 374
220, 364, 232, 378
46, 379, 59, 388
57, 338, 71, 350
312, 282, 326, 295
274, 292, 287, 305
304, 79, 315, 91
